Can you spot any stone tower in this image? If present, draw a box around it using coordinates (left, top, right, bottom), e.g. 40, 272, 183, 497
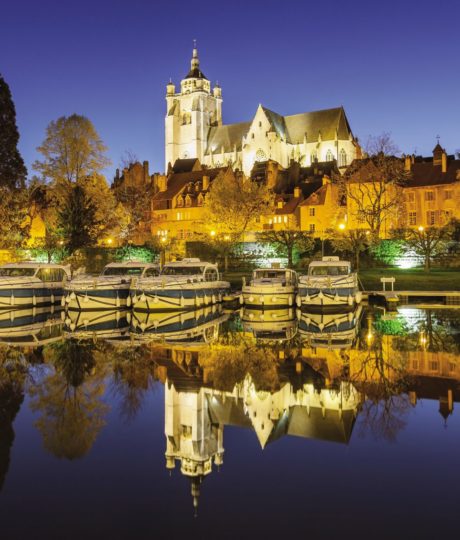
165, 42, 223, 170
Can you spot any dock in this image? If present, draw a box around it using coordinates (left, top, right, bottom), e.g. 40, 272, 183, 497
363, 290, 460, 310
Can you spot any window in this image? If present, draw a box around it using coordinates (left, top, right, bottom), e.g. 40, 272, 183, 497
309, 207, 315, 217
408, 212, 417, 225
185, 196, 191, 207
309, 223, 316, 233
326, 150, 333, 162
176, 212, 182, 220
445, 190, 453, 200
204, 268, 218, 281
310, 152, 317, 163
176, 197, 184, 207
339, 149, 347, 167
429, 361, 439, 371
259, 121, 262, 127
424, 191, 435, 201
407, 192, 415, 203
426, 211, 436, 225
36, 268, 66, 282
255, 149, 266, 161
197, 194, 204, 206
283, 216, 288, 223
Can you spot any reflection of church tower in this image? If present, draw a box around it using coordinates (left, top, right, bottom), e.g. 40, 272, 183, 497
164, 380, 224, 514
439, 389, 454, 427
165, 42, 223, 170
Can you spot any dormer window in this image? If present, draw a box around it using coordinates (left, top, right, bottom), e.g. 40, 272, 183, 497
197, 194, 204, 206
185, 195, 192, 207
176, 196, 184, 207
277, 200, 283, 209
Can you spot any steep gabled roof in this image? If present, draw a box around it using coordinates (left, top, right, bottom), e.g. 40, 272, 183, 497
300, 184, 328, 206
171, 158, 201, 173
261, 106, 287, 137
284, 107, 352, 144
206, 121, 251, 153
406, 160, 460, 188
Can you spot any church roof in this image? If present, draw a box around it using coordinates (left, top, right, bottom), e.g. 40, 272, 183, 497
204, 107, 353, 154
171, 158, 201, 173
184, 67, 207, 80
284, 107, 352, 144
206, 121, 251, 153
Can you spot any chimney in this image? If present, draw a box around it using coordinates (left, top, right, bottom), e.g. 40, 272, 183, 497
157, 175, 167, 192
404, 155, 412, 171
202, 175, 210, 191
294, 187, 301, 198
442, 152, 447, 173
143, 161, 149, 183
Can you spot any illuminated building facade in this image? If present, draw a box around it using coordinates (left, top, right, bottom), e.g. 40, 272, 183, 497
165, 45, 361, 176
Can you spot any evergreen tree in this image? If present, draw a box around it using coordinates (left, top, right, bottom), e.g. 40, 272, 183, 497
58, 184, 100, 253
0, 74, 27, 189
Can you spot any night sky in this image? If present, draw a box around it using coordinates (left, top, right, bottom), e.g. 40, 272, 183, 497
1, 0, 459, 180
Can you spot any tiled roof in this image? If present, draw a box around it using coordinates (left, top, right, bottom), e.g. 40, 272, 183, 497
206, 122, 251, 153
274, 195, 302, 215
152, 167, 227, 210
300, 184, 328, 206
406, 160, 460, 188
171, 158, 201, 173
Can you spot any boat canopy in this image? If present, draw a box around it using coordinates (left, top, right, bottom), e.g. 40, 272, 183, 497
101, 262, 158, 276
308, 257, 351, 276
161, 259, 219, 277
0, 262, 71, 278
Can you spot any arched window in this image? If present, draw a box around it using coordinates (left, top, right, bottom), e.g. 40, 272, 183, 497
197, 194, 204, 206
176, 196, 184, 208
326, 150, 333, 162
339, 149, 347, 167
185, 195, 192, 207
310, 152, 317, 164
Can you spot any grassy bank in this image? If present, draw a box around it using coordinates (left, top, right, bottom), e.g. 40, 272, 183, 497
358, 268, 460, 291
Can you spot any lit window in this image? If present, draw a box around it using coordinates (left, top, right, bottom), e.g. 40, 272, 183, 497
408, 212, 417, 225
309, 223, 315, 232
176, 212, 182, 221
283, 216, 288, 223
326, 150, 333, 162
424, 191, 435, 201
339, 149, 347, 167
309, 207, 315, 217
426, 211, 436, 225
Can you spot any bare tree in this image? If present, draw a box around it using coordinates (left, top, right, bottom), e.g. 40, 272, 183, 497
336, 133, 409, 237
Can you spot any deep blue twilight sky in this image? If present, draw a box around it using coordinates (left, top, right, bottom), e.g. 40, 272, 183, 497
1, 0, 459, 180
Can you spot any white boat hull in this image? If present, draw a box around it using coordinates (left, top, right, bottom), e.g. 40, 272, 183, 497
131, 281, 230, 312
241, 285, 296, 308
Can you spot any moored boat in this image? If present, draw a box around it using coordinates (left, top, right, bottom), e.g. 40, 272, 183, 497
0, 306, 63, 346
0, 262, 70, 308
63, 308, 129, 340
131, 259, 230, 311
64, 262, 159, 310
297, 257, 362, 311
241, 267, 297, 308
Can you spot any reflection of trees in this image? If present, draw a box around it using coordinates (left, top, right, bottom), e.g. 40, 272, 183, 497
354, 328, 412, 442
108, 344, 157, 423
28, 340, 109, 460
0, 358, 26, 491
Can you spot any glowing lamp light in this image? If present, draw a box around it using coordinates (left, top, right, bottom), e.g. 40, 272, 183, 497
418, 226, 424, 232
224, 235, 230, 241
210, 230, 216, 237
107, 238, 113, 245
160, 237, 167, 244
338, 223, 346, 230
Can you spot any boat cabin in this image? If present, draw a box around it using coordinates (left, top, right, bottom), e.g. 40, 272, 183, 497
0, 263, 71, 282
161, 259, 220, 281
101, 262, 159, 277
251, 268, 297, 285
308, 257, 351, 276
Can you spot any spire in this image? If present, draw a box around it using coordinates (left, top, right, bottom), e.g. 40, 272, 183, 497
184, 40, 207, 80
191, 39, 199, 70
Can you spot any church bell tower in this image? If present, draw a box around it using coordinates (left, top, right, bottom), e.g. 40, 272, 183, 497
165, 42, 223, 170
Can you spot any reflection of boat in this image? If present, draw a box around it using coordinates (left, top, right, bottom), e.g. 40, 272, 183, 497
63, 309, 129, 340
64, 262, 159, 310
297, 257, 362, 310
241, 268, 297, 308
0, 306, 63, 346
241, 307, 298, 341
131, 259, 230, 311
130, 305, 228, 343
0, 263, 70, 308
298, 304, 363, 348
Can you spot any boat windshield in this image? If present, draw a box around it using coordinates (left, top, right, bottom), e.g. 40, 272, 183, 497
309, 265, 349, 276
254, 270, 285, 279
144, 267, 160, 278
102, 267, 144, 276
162, 266, 204, 276
0, 267, 36, 277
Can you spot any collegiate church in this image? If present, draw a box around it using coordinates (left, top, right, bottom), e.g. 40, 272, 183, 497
165, 44, 361, 175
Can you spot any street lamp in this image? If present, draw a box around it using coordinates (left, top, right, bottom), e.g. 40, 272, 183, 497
418, 225, 424, 232
338, 223, 346, 231
210, 230, 216, 237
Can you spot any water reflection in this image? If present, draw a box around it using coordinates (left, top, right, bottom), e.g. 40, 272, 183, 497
0, 305, 459, 517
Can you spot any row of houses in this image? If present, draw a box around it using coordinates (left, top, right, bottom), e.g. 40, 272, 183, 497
114, 142, 460, 244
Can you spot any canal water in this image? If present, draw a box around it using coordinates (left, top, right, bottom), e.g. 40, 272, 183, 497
0, 305, 459, 539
